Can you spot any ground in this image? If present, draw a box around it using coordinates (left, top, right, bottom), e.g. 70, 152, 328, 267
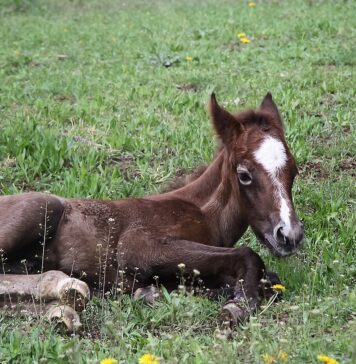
0, 0, 355, 363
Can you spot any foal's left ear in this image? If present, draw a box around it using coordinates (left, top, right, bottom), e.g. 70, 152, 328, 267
260, 92, 283, 126
209, 93, 242, 144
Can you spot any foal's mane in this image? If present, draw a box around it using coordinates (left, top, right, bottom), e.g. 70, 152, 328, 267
161, 164, 209, 192
162, 142, 225, 192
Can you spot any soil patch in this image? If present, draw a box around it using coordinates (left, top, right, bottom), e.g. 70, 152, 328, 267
176, 83, 199, 92
299, 160, 329, 180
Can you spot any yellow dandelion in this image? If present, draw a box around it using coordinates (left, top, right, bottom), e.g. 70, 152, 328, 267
248, 1, 257, 7
186, 56, 193, 62
239, 36, 251, 44
139, 353, 160, 364
317, 355, 339, 364
272, 284, 286, 292
278, 351, 289, 362
100, 358, 118, 364
237, 32, 246, 38
262, 353, 276, 364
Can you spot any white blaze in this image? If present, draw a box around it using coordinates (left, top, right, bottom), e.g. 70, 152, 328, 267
253, 136, 292, 231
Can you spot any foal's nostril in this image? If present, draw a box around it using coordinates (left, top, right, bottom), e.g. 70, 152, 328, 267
273, 222, 303, 247
275, 226, 290, 245
276, 226, 284, 241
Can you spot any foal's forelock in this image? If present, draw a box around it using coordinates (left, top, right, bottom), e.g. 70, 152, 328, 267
253, 135, 292, 232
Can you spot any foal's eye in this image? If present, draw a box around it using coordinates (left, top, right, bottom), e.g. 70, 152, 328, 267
237, 170, 252, 186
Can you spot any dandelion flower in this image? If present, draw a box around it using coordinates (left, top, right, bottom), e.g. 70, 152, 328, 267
100, 358, 118, 364
239, 37, 251, 44
262, 353, 276, 364
278, 351, 288, 362
248, 1, 257, 7
139, 353, 160, 364
186, 56, 193, 62
317, 355, 339, 364
237, 32, 246, 38
272, 284, 286, 292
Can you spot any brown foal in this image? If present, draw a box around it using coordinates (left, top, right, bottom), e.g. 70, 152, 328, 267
0, 93, 304, 331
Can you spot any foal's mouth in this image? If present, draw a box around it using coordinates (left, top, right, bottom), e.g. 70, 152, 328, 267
263, 234, 303, 257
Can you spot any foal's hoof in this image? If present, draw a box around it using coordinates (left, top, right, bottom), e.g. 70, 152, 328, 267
46, 304, 82, 333
219, 302, 249, 328
57, 278, 90, 312
133, 286, 160, 306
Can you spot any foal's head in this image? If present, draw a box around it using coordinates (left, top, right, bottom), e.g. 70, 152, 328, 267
210, 93, 304, 256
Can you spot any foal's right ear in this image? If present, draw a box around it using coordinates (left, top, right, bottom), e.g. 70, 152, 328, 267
260, 92, 283, 125
209, 93, 242, 144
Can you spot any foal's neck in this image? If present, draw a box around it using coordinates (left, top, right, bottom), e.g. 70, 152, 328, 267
173, 151, 224, 206
169, 150, 248, 246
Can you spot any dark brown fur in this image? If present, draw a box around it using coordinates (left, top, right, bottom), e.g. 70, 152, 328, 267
0, 93, 304, 326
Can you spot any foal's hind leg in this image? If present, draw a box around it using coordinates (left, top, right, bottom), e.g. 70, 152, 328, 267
133, 285, 161, 306
0, 271, 89, 332
1, 299, 82, 333
0, 192, 64, 258
0, 270, 90, 312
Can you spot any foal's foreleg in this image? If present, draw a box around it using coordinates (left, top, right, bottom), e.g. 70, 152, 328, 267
124, 236, 265, 325
219, 246, 265, 327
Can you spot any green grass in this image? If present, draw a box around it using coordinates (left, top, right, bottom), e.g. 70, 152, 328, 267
0, 0, 355, 363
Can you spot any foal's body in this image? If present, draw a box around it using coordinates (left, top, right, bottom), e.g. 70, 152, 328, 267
0, 93, 304, 330
1, 151, 255, 293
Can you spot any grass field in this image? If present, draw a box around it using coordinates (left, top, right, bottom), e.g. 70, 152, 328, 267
0, 0, 355, 363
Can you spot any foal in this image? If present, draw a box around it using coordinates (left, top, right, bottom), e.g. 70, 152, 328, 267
0, 93, 304, 331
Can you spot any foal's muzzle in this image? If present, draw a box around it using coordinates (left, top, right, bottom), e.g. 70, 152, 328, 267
270, 220, 304, 256
263, 220, 304, 257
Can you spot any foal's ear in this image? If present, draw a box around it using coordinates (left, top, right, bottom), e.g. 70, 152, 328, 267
260, 92, 283, 125
209, 93, 242, 144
